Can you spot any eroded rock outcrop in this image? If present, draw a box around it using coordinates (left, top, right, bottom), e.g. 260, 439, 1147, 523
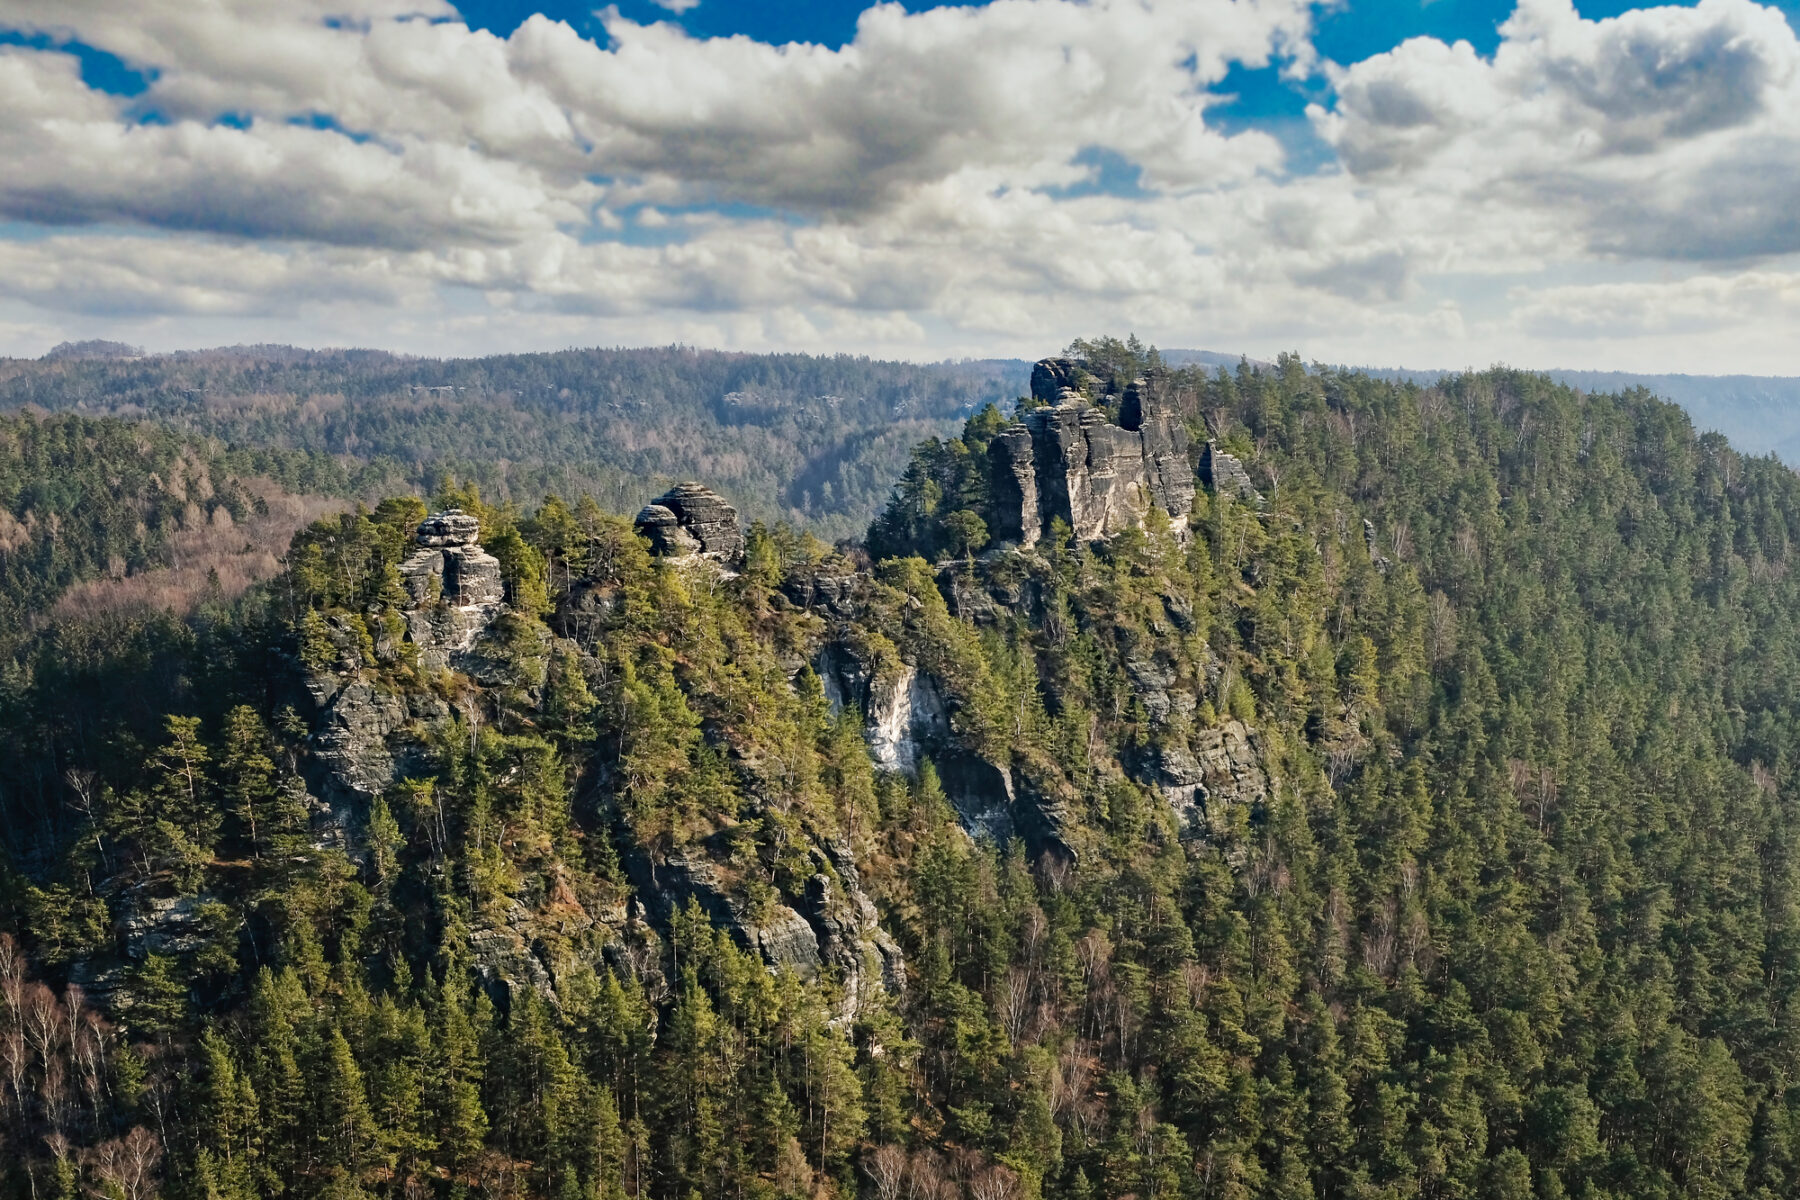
627, 837, 902, 1020
1199, 442, 1263, 506
990, 361, 1195, 545
1150, 719, 1271, 837
635, 483, 744, 563
398, 508, 506, 672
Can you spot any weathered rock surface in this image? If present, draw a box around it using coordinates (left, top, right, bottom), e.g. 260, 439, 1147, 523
309, 680, 409, 808
633, 503, 701, 557
117, 893, 213, 959
636, 483, 744, 563
416, 509, 482, 547
398, 509, 506, 673
990, 360, 1195, 545
864, 665, 950, 775
1150, 719, 1271, 837
1125, 655, 1198, 722
1199, 442, 1263, 506
780, 552, 863, 617
1364, 518, 1393, 573
625, 837, 904, 1020
1030, 357, 1086, 404
300, 510, 506, 828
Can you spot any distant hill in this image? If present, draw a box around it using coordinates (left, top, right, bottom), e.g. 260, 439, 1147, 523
0, 345, 1032, 540
1170, 351, 1800, 466
40, 339, 144, 361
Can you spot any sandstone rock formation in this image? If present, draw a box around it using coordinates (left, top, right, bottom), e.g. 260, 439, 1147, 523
635, 483, 744, 563
1364, 518, 1393, 573
990, 361, 1195, 546
1150, 719, 1271, 837
398, 508, 506, 672
1199, 442, 1262, 506
1029, 356, 1086, 403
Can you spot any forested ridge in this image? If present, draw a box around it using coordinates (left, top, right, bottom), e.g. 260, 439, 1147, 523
0, 346, 1028, 539
3, 346, 1800, 1200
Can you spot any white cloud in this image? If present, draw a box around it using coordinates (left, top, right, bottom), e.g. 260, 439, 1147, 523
0, 0, 1792, 374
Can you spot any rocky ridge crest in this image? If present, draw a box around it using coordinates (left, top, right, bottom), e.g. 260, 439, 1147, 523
989, 359, 1196, 545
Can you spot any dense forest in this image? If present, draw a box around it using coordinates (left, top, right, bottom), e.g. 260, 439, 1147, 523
0, 346, 1028, 540
3, 341, 1800, 1200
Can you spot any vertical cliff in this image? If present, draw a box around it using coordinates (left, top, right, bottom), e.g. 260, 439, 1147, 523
989, 359, 1195, 545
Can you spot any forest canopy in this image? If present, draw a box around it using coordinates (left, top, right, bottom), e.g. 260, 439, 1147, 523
2, 352, 1799, 1200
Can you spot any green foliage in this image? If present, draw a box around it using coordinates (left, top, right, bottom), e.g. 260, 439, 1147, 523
0, 346, 1031, 540
6, 356, 1800, 1200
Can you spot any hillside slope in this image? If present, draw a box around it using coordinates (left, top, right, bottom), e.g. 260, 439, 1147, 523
0, 346, 1032, 540
2, 354, 1799, 1200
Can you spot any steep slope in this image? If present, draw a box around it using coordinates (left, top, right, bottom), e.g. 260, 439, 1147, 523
2, 355, 1799, 1200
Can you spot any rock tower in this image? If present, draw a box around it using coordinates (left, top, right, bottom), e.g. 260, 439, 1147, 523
398, 508, 506, 671
634, 483, 745, 563
988, 359, 1196, 545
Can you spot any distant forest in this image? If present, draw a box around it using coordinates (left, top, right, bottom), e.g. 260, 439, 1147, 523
0, 346, 1031, 540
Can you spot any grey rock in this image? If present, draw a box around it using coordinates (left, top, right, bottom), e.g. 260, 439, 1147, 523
398, 516, 506, 673
416, 508, 482, 547
988, 359, 1196, 546
1364, 518, 1393, 573
988, 424, 1041, 547
1030, 357, 1085, 404
117, 894, 214, 959
637, 482, 744, 563
1126, 656, 1195, 722
1199, 442, 1263, 506
864, 664, 949, 776
936, 752, 1018, 845
1153, 719, 1271, 837
633, 503, 701, 557
310, 680, 409, 809
1125, 374, 1198, 521
780, 554, 863, 617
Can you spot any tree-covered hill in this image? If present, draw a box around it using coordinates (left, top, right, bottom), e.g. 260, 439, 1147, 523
3, 351, 1800, 1200
0, 346, 1032, 540
0, 412, 386, 655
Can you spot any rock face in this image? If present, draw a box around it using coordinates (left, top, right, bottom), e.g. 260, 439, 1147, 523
1364, 518, 1393, 573
1152, 719, 1271, 837
863, 665, 951, 775
1030, 357, 1086, 403
398, 508, 506, 672
628, 837, 902, 1019
1199, 442, 1263, 506
990, 361, 1194, 545
635, 483, 744, 563
300, 510, 503, 821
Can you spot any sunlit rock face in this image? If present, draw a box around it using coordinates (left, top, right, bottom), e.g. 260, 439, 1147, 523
634, 483, 744, 563
398, 508, 505, 672
990, 360, 1195, 546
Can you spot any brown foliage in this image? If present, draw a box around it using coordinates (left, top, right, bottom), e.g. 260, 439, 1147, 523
52, 479, 347, 621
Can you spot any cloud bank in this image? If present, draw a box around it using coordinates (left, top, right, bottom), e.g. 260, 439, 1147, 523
0, 0, 1796, 372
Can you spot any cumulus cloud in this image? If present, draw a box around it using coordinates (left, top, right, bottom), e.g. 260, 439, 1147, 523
0, 0, 1794, 372
1317, 0, 1800, 262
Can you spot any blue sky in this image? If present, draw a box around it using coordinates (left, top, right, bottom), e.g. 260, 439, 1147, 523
1, 0, 1798, 372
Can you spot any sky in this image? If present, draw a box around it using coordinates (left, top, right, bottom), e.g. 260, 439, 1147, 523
2, 0, 1800, 372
